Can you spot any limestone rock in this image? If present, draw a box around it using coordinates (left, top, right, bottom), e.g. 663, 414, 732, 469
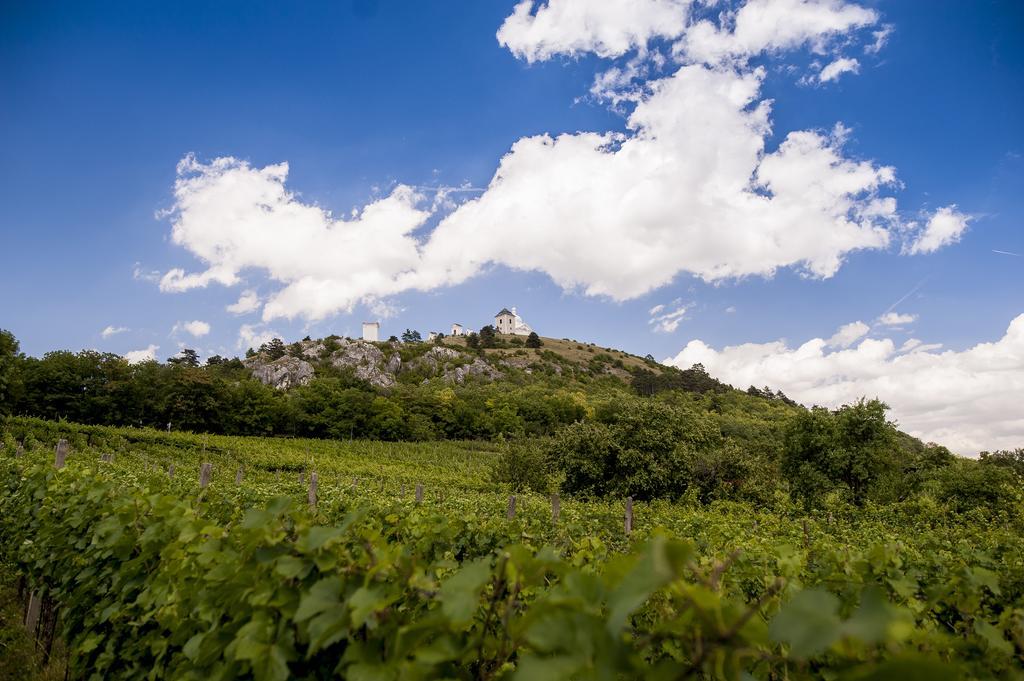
244, 356, 315, 390
329, 340, 395, 390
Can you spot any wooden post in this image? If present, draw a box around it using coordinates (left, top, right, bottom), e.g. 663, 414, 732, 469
308, 472, 318, 510
15, 443, 24, 458
624, 496, 633, 535
352, 476, 359, 490
24, 591, 41, 633
400, 484, 405, 498
100, 453, 111, 463
275, 470, 281, 482
507, 495, 516, 520
199, 463, 212, 489
168, 463, 175, 479
415, 484, 424, 504
235, 468, 243, 484
550, 494, 560, 524
54, 439, 68, 469
298, 470, 305, 485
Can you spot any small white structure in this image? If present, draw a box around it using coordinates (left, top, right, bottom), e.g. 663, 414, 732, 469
362, 321, 380, 342
494, 307, 533, 336
427, 331, 439, 341
450, 323, 464, 336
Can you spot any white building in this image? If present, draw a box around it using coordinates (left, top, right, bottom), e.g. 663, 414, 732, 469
494, 307, 533, 336
362, 321, 380, 342
450, 323, 464, 336
427, 331, 439, 341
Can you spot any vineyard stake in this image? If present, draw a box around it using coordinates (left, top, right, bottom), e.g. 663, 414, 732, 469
235, 468, 243, 484
624, 497, 633, 535
551, 494, 560, 524
24, 591, 41, 633
299, 470, 305, 484
199, 463, 212, 489
54, 439, 68, 469
308, 472, 318, 510
15, 443, 24, 458
415, 484, 423, 504
507, 495, 516, 520
168, 463, 175, 479
400, 484, 405, 498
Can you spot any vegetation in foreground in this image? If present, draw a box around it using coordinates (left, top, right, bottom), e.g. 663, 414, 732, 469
0, 418, 1022, 679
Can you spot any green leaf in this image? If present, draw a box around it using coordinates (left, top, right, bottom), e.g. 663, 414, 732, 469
439, 557, 491, 628
840, 655, 961, 681
297, 526, 346, 552
973, 619, 1012, 656
769, 588, 842, 657
294, 576, 343, 623
606, 536, 681, 633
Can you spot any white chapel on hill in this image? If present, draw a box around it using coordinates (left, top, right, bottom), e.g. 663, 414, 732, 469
495, 307, 533, 336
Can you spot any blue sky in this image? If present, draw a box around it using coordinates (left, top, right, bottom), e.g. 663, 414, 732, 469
1, 1, 1022, 450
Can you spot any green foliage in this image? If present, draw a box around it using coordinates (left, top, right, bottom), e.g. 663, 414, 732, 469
258, 338, 286, 360
525, 332, 542, 348
401, 328, 422, 343
168, 348, 200, 367
0, 437, 1020, 680
0, 330, 21, 416
478, 325, 496, 348
490, 442, 551, 493
782, 399, 896, 506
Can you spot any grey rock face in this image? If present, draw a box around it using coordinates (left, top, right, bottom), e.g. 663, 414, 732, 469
329, 340, 395, 390
445, 357, 503, 384
244, 356, 315, 390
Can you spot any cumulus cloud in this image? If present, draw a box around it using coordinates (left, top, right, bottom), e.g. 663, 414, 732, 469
227, 289, 261, 315
877, 311, 916, 326
827, 320, 869, 348
677, 0, 877, 64
907, 206, 971, 254
648, 299, 690, 333
818, 57, 860, 82
161, 154, 432, 321
497, 0, 690, 63
172, 320, 211, 338
666, 314, 1024, 453
101, 325, 129, 339
159, 0, 958, 322
124, 344, 159, 364
238, 324, 280, 351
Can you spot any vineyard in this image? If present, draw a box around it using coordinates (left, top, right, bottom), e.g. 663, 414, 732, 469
1, 417, 1023, 679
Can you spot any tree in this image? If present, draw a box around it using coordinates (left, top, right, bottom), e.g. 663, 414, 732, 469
205, 354, 227, 366
388, 335, 398, 342
169, 349, 200, 368
0, 329, 23, 415
782, 399, 896, 506
401, 329, 422, 343
259, 338, 286, 360
478, 325, 496, 349
525, 331, 542, 348
465, 332, 480, 349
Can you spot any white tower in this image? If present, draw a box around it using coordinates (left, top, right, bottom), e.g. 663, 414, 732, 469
362, 321, 380, 342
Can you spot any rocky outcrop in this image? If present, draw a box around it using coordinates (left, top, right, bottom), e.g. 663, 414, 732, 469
328, 340, 395, 390
444, 357, 503, 384
244, 356, 315, 390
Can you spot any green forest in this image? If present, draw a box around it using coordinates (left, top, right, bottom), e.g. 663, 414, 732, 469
1, 327, 1022, 678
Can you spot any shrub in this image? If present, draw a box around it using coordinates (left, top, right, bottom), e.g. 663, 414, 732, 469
490, 442, 550, 493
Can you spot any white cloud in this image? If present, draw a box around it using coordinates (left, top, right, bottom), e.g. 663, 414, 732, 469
865, 24, 892, 54
132, 263, 161, 284
238, 324, 280, 351
827, 320, 869, 348
124, 344, 159, 364
678, 0, 877, 64
161, 154, 431, 321
877, 311, 916, 326
172, 320, 211, 338
159, 1, 946, 323
665, 314, 1024, 453
725, 306, 737, 313
366, 297, 404, 320
227, 289, 261, 315
496, 0, 691, 63
101, 325, 129, 339
907, 206, 971, 254
648, 299, 690, 333
818, 56, 860, 82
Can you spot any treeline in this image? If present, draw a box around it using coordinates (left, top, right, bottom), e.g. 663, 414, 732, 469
494, 396, 1024, 514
